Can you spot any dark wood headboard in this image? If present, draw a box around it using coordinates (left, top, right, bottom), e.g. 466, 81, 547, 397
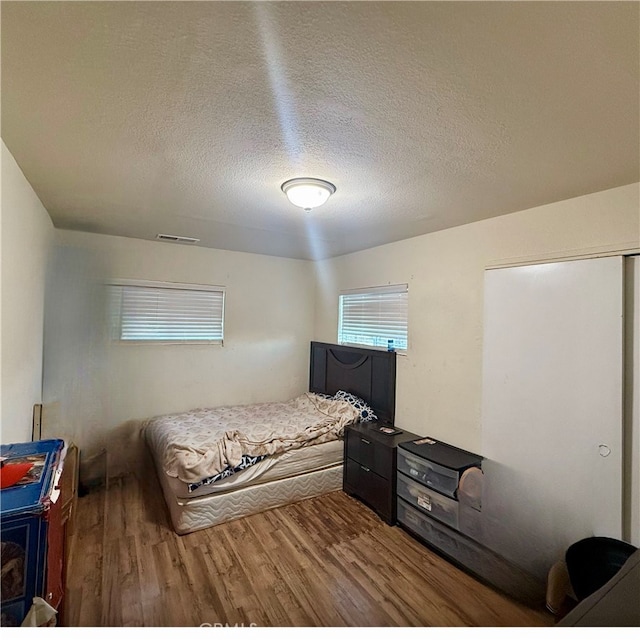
308, 341, 397, 426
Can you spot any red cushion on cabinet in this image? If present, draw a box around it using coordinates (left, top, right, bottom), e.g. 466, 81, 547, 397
0, 462, 34, 488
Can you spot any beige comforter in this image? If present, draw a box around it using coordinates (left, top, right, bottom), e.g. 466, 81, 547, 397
143, 392, 360, 484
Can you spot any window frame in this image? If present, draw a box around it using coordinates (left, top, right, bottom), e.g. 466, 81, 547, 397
107, 278, 225, 345
337, 283, 409, 353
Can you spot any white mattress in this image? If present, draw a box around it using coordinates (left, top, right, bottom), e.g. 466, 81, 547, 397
164, 439, 343, 499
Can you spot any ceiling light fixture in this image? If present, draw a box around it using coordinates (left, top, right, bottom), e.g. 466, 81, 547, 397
281, 177, 336, 212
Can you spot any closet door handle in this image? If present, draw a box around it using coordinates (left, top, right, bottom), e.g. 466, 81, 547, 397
598, 444, 611, 457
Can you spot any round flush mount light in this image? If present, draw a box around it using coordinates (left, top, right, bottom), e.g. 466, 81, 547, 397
281, 177, 336, 211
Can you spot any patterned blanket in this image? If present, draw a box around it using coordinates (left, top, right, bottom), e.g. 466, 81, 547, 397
143, 392, 359, 484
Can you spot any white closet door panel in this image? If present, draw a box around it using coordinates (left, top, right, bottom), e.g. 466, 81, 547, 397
481, 256, 623, 581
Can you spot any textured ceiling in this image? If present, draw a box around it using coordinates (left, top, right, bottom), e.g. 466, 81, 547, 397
2, 1, 639, 260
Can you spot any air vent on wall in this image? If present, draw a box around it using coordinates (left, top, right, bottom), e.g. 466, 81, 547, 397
156, 234, 200, 244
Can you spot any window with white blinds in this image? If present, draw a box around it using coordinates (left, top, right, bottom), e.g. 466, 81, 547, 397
108, 280, 225, 343
338, 284, 408, 351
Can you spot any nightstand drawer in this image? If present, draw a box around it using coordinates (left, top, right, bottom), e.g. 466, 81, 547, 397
345, 428, 393, 479
344, 458, 389, 518
397, 472, 459, 530
397, 447, 459, 498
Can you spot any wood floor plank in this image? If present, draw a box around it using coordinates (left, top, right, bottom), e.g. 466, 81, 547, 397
326, 538, 422, 626
240, 520, 316, 626
65, 470, 555, 627
65, 477, 106, 626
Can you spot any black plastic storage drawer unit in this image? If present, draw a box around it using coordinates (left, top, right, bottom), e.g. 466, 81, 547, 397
395, 437, 545, 606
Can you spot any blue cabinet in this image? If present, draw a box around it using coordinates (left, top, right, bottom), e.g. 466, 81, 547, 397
0, 439, 65, 626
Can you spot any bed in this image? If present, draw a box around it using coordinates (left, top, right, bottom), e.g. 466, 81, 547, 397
144, 341, 397, 534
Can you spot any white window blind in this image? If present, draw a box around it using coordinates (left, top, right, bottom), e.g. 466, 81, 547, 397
108, 280, 224, 343
338, 284, 408, 351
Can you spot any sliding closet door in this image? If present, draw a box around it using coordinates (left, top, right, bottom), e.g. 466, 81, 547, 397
626, 256, 640, 547
480, 256, 624, 581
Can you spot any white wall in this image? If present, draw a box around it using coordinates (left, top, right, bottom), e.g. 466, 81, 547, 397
43, 230, 316, 477
0, 141, 54, 444
314, 183, 640, 455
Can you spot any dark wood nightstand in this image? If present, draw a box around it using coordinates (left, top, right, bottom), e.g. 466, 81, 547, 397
343, 422, 419, 525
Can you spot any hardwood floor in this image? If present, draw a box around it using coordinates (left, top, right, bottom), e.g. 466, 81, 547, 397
64, 464, 554, 627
